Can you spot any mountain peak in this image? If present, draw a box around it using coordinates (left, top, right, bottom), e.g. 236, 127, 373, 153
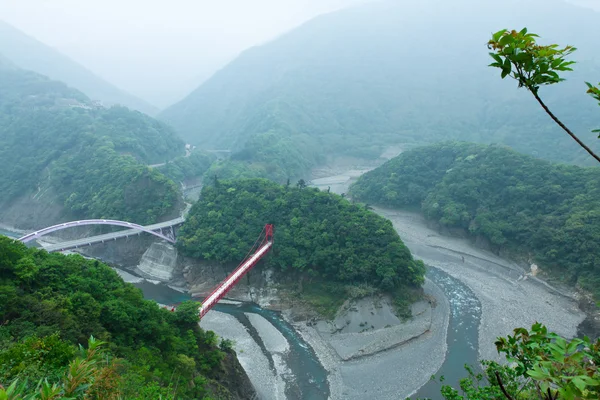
0, 20, 158, 115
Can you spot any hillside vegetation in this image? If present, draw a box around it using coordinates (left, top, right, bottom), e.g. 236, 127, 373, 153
351, 142, 600, 297
0, 62, 184, 225
0, 21, 157, 115
161, 0, 600, 180
204, 131, 324, 182
0, 236, 253, 399
178, 179, 425, 315
159, 151, 217, 184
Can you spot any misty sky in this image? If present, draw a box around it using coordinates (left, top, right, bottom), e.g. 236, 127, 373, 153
2, 0, 599, 108
2, 0, 369, 108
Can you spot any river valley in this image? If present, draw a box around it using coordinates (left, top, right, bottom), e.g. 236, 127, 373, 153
2, 164, 586, 400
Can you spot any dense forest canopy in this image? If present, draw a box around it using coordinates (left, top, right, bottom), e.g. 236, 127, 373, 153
161, 0, 600, 181
178, 178, 425, 290
158, 150, 217, 184
0, 236, 250, 399
0, 63, 184, 225
351, 142, 600, 297
204, 131, 325, 182
0, 21, 157, 115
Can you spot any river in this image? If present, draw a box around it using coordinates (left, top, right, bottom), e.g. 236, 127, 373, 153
133, 268, 480, 400
414, 268, 480, 398
134, 280, 330, 399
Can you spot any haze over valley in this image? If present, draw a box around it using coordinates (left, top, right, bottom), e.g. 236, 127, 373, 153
1, 0, 599, 399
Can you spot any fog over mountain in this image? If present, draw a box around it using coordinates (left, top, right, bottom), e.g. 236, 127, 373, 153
2, 0, 369, 108
0, 20, 158, 114
160, 0, 600, 177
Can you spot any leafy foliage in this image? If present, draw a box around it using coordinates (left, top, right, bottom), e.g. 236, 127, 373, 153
0, 62, 183, 224
488, 28, 599, 162
587, 82, 600, 135
0, 336, 127, 400
488, 28, 576, 90
588, 82, 600, 106
433, 324, 600, 400
0, 237, 246, 399
351, 142, 600, 298
178, 178, 425, 290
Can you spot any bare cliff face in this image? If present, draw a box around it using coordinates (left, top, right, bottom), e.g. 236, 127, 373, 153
136, 242, 178, 281
0, 190, 75, 230
181, 258, 282, 308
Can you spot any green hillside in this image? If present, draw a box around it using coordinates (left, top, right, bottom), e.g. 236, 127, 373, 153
0, 236, 253, 399
0, 62, 184, 225
178, 178, 425, 315
351, 142, 600, 297
0, 20, 157, 115
161, 0, 600, 181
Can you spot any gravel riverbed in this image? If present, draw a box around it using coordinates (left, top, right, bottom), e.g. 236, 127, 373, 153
287, 278, 449, 400
202, 311, 288, 400
377, 207, 585, 363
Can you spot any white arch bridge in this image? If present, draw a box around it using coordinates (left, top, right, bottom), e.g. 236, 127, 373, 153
17, 217, 184, 252
15, 219, 274, 319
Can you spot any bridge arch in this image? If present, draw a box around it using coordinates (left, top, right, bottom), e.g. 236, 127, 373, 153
17, 219, 176, 244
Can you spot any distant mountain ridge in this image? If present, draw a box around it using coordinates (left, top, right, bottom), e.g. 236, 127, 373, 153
0, 61, 183, 228
0, 20, 158, 115
161, 0, 600, 172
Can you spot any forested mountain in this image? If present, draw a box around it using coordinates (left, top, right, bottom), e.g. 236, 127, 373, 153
0, 62, 184, 227
351, 142, 600, 298
161, 0, 600, 180
178, 178, 425, 315
0, 21, 157, 115
0, 236, 254, 399
158, 150, 217, 184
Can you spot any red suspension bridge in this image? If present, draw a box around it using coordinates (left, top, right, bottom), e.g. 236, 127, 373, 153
199, 224, 273, 318
16, 219, 274, 319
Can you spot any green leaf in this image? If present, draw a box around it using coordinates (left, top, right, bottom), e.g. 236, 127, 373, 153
551, 58, 562, 68
492, 29, 507, 42
572, 376, 587, 392
499, 34, 513, 47
489, 53, 503, 64
527, 367, 548, 380
503, 58, 511, 74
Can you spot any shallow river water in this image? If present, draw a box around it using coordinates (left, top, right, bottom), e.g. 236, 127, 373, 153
134, 267, 480, 400
134, 281, 330, 399
415, 268, 481, 399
